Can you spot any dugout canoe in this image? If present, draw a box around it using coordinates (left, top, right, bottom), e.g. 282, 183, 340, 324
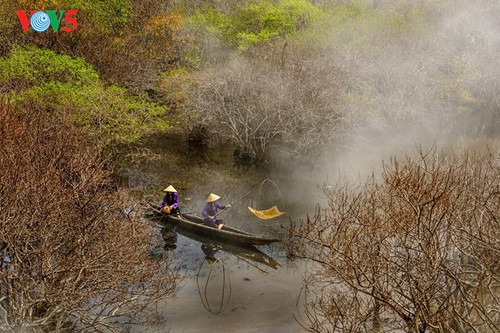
147, 205, 280, 247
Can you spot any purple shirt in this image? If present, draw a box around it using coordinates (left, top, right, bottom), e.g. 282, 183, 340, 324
202, 202, 226, 222
161, 192, 178, 209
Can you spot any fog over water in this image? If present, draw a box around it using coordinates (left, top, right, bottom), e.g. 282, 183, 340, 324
319, 0, 500, 178
134, 1, 499, 332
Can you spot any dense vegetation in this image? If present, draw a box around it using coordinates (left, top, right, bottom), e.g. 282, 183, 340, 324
0, 0, 499, 332
290, 147, 499, 333
1, 0, 498, 154
0, 104, 178, 332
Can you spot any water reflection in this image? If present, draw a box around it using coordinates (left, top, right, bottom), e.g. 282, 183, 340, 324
201, 243, 219, 264
158, 223, 282, 315
160, 227, 177, 250
161, 225, 280, 271
197, 244, 230, 314
127, 134, 309, 331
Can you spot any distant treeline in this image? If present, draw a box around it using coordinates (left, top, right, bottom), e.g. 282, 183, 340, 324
1, 0, 498, 156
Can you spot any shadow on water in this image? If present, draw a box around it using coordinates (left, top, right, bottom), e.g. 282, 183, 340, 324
160, 223, 281, 272
150, 217, 290, 321
195, 240, 281, 316
143, 205, 282, 273
139, 203, 304, 330
142, 225, 306, 333
124, 133, 311, 332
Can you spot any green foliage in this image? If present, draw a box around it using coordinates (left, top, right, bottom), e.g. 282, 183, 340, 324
230, 0, 323, 50
0, 0, 159, 87
185, 0, 323, 56
182, 9, 232, 67
290, 3, 374, 49
0, 46, 99, 87
187, 8, 231, 30
69, 0, 133, 35
434, 55, 481, 107
157, 67, 194, 110
290, 2, 428, 53
0, 47, 170, 144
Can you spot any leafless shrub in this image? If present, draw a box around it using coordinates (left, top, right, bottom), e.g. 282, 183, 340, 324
186, 55, 346, 163
0, 105, 179, 332
289, 147, 499, 333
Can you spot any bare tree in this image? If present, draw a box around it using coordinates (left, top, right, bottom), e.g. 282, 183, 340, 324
0, 105, 179, 332
186, 56, 345, 163
289, 147, 499, 333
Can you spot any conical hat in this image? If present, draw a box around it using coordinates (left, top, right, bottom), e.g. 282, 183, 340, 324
163, 185, 177, 192
206, 193, 220, 202
206, 256, 217, 265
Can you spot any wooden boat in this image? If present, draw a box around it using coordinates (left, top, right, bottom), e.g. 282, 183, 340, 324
146, 205, 280, 247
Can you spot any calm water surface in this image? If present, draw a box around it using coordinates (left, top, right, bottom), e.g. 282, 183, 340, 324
123, 140, 318, 332
144, 234, 308, 333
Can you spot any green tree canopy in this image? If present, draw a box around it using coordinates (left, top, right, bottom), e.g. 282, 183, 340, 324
0, 47, 170, 144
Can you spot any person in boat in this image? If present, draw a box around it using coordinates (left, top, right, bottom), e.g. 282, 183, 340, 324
161, 185, 180, 216
202, 193, 231, 230
160, 185, 179, 249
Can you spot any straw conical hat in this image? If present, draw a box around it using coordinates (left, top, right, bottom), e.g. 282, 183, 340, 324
163, 185, 177, 192
206, 256, 217, 265
206, 193, 220, 203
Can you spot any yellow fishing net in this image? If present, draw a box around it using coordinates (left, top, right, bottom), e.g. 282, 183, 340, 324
248, 206, 285, 220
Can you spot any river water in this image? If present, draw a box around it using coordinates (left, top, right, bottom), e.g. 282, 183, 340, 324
122, 133, 496, 332
144, 235, 308, 333
121, 136, 319, 332
117, 127, 500, 332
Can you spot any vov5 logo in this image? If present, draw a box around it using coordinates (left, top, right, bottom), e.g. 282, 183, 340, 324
16, 10, 78, 32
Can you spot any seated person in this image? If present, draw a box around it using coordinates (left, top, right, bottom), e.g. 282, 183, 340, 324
201, 193, 231, 230
161, 185, 179, 216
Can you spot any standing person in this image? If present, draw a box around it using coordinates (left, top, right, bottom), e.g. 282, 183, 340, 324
161, 185, 179, 216
202, 193, 231, 230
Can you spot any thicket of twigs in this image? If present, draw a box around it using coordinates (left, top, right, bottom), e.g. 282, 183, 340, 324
289, 147, 499, 333
0, 105, 178, 332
